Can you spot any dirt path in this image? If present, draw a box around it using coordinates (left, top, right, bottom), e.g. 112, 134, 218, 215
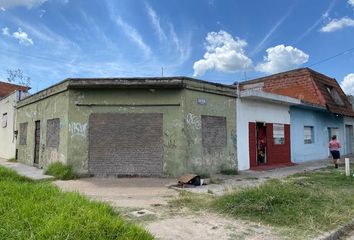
146, 213, 279, 240
54, 177, 177, 208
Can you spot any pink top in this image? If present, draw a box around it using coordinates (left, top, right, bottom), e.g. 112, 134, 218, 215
329, 140, 341, 151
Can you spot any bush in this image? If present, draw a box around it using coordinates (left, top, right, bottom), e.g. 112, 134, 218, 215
45, 162, 76, 180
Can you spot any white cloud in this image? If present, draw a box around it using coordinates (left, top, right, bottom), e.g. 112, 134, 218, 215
0, 6, 5, 11
145, 4, 166, 41
12, 28, 34, 46
115, 16, 152, 57
256, 44, 309, 74
341, 73, 354, 95
0, 0, 47, 9
3, 27, 34, 46
193, 30, 252, 77
320, 17, 354, 32
2, 27, 9, 35
348, 0, 354, 8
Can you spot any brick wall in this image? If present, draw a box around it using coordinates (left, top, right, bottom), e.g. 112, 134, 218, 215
88, 113, 163, 176
262, 69, 325, 106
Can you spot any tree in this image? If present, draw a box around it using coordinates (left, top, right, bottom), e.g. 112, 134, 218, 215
6, 69, 31, 87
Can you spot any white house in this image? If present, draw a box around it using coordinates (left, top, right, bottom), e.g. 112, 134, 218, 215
0, 82, 29, 159
236, 88, 300, 170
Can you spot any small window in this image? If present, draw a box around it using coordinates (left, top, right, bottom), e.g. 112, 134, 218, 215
2, 113, 7, 128
273, 123, 284, 144
19, 122, 28, 145
304, 126, 314, 144
328, 127, 339, 140
326, 87, 344, 106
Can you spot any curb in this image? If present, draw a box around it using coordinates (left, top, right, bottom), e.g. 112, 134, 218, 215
317, 218, 354, 240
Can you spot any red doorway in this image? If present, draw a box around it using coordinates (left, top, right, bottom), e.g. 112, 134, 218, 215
249, 122, 291, 169
256, 122, 267, 165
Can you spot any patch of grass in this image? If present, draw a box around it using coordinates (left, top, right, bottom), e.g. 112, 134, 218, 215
168, 190, 214, 212
7, 158, 17, 162
0, 166, 153, 240
45, 162, 76, 180
220, 169, 238, 175
213, 169, 354, 239
197, 172, 210, 179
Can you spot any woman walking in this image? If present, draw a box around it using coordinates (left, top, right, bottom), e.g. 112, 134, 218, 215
329, 135, 341, 168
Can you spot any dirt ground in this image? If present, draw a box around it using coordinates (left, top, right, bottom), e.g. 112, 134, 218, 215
146, 213, 279, 240
54, 176, 282, 239
54, 160, 331, 239
54, 177, 178, 208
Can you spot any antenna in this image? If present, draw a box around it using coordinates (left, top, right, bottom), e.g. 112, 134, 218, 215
161, 67, 164, 77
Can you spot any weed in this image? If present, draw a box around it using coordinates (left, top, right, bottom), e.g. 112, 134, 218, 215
0, 166, 153, 240
207, 189, 214, 194
45, 162, 76, 180
214, 170, 354, 239
220, 169, 238, 175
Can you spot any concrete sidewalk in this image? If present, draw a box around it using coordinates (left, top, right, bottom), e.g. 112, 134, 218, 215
180, 158, 332, 195
0, 158, 53, 180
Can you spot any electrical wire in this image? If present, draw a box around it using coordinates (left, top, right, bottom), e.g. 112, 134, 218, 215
307, 46, 354, 67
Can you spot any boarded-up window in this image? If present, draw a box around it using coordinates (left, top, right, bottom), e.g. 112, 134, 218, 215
273, 123, 285, 145
19, 122, 28, 145
46, 118, 60, 148
304, 126, 314, 144
2, 113, 7, 128
202, 115, 227, 152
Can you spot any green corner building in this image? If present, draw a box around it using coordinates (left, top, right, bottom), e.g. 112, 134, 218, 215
16, 77, 237, 177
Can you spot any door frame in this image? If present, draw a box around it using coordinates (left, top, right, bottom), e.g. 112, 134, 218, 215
33, 120, 40, 166
256, 122, 267, 165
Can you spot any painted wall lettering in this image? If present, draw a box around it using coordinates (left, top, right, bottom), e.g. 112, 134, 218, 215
69, 122, 87, 138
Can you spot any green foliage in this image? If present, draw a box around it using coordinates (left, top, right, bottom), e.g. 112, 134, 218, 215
45, 162, 76, 180
219, 168, 238, 175
170, 169, 354, 239
0, 166, 153, 240
214, 170, 354, 238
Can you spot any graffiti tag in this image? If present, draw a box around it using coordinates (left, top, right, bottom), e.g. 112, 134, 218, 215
185, 113, 201, 129
69, 122, 87, 138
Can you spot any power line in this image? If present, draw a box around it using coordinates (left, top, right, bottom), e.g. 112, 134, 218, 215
307, 46, 354, 68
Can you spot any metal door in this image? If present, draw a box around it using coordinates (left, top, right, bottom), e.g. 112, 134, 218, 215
34, 121, 40, 165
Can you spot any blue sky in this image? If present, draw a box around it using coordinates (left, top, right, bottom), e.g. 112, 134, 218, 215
1, 0, 354, 94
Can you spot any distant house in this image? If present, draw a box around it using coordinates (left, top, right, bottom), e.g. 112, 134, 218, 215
0, 81, 29, 159
238, 68, 354, 169
15, 77, 236, 177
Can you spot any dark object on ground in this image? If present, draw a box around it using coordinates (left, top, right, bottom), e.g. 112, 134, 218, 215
178, 174, 201, 186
